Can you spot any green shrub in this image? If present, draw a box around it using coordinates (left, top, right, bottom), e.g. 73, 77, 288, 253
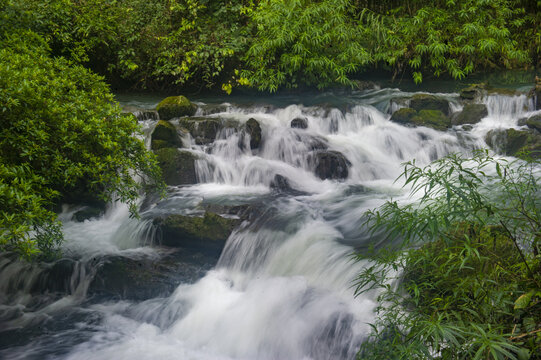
356, 151, 541, 359
0, 30, 163, 259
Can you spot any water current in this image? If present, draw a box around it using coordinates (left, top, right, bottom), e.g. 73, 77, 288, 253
0, 85, 537, 360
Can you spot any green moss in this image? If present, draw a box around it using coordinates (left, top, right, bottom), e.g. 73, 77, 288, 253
485, 128, 541, 159
156, 96, 197, 120
390, 108, 417, 124
154, 148, 197, 185
151, 120, 181, 147
452, 104, 488, 125
412, 109, 451, 131
409, 94, 450, 115
154, 212, 240, 248
151, 139, 171, 151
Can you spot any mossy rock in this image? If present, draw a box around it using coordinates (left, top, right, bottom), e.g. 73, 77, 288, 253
390, 108, 417, 124
245, 118, 262, 149
518, 114, 541, 133
410, 94, 450, 115
460, 84, 486, 101
154, 212, 240, 251
178, 117, 222, 145
452, 104, 488, 126
411, 110, 451, 131
156, 95, 197, 120
154, 148, 198, 185
535, 77, 541, 110
485, 128, 541, 159
151, 120, 182, 149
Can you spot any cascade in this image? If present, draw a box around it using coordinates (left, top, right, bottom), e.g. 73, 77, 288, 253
0, 87, 537, 360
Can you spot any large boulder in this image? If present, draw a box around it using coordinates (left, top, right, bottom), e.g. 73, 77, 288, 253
155, 148, 198, 185
87, 251, 215, 301
518, 114, 541, 132
178, 117, 221, 145
153, 212, 239, 252
452, 104, 488, 126
156, 95, 197, 120
246, 118, 262, 149
412, 110, 451, 131
291, 117, 308, 129
485, 128, 541, 159
313, 151, 351, 180
151, 120, 182, 150
390, 108, 416, 125
409, 94, 450, 115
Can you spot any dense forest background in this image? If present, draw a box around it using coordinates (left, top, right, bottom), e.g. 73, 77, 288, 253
3, 0, 540, 92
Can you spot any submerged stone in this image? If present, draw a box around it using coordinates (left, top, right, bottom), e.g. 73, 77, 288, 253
452, 104, 488, 126
154, 148, 198, 185
156, 95, 197, 120
270, 174, 291, 192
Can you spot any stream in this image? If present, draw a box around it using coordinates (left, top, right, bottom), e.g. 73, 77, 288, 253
0, 82, 538, 360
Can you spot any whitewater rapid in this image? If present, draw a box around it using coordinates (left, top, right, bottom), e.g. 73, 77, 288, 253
0, 88, 536, 360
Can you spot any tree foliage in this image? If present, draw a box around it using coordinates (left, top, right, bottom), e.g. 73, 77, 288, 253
4, 0, 539, 92
355, 151, 541, 359
0, 7, 163, 259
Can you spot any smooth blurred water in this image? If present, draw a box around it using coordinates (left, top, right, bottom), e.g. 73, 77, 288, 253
1, 83, 538, 360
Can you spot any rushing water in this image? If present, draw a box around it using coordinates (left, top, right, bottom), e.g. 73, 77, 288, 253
0, 85, 537, 360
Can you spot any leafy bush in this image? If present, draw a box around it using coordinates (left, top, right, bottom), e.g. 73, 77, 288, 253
356, 151, 541, 359
0, 29, 163, 259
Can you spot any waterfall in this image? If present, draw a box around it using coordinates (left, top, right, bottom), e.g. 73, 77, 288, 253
0, 88, 537, 360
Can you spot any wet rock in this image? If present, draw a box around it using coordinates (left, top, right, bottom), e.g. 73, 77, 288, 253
246, 118, 262, 149
390, 108, 416, 125
485, 128, 541, 159
291, 117, 308, 129
460, 84, 486, 101
452, 104, 488, 126
412, 110, 451, 131
156, 95, 197, 120
154, 148, 198, 185
270, 174, 291, 192
151, 120, 182, 150
313, 151, 351, 180
389, 97, 409, 113
72, 206, 104, 222
518, 114, 541, 132
87, 251, 215, 301
154, 212, 240, 251
178, 117, 221, 145
198, 103, 229, 115
31, 258, 77, 294
410, 94, 450, 115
